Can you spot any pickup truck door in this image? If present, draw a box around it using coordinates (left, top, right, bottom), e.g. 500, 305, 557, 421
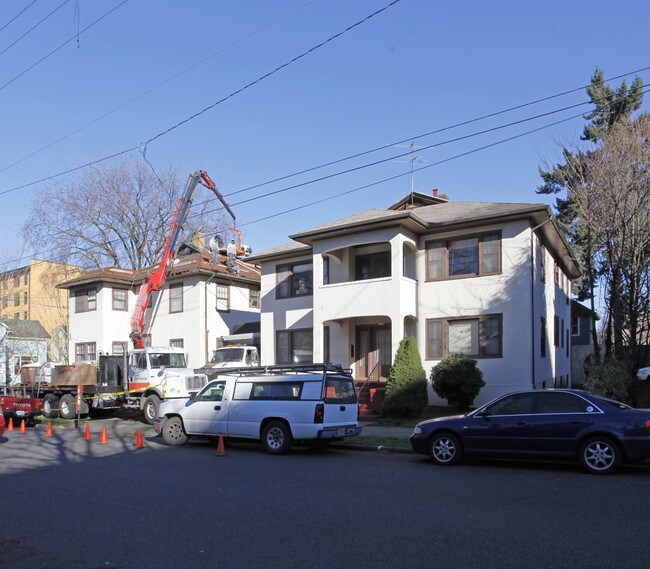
182, 380, 228, 436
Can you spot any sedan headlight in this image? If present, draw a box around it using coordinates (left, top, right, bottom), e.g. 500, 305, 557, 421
413, 426, 422, 435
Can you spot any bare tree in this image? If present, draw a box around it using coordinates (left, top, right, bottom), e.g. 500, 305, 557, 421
571, 114, 650, 367
22, 159, 230, 270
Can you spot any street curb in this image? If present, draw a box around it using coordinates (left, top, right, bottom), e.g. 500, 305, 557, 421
331, 443, 413, 454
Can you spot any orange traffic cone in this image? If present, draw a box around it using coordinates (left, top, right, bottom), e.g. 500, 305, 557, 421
216, 434, 226, 456
135, 429, 143, 448
84, 424, 91, 440
19, 419, 26, 433
45, 422, 53, 437
7, 418, 13, 431
99, 426, 108, 444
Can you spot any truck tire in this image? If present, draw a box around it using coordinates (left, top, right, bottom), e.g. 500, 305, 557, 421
143, 395, 160, 425
261, 421, 293, 455
41, 394, 60, 419
162, 416, 189, 446
59, 394, 77, 420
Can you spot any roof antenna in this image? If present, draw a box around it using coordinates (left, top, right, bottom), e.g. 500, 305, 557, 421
409, 142, 418, 205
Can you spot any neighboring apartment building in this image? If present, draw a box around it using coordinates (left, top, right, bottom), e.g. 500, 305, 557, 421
249, 191, 579, 407
0, 260, 81, 362
58, 250, 261, 368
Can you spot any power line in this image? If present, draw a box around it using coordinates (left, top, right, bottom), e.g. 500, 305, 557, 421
0, 0, 403, 196
0, 0, 130, 92
0, 0, 71, 58
0, 0, 40, 35
0, 0, 318, 175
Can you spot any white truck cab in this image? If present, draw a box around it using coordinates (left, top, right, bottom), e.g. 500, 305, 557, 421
203, 345, 259, 369
127, 347, 207, 424
154, 363, 361, 453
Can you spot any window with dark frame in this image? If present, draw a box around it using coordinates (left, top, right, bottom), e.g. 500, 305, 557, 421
170, 338, 184, 348
426, 314, 502, 359
323, 256, 330, 285
13, 293, 19, 307
112, 342, 128, 356
355, 251, 391, 280
276, 329, 313, 364
554, 315, 559, 347
571, 316, 579, 336
566, 330, 570, 357
540, 243, 546, 282
323, 325, 330, 362
112, 289, 128, 311
276, 262, 313, 299
169, 283, 183, 313
75, 342, 97, 362
541, 317, 547, 358
426, 232, 500, 281
75, 288, 96, 313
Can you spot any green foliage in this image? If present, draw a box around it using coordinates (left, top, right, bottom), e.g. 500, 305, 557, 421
583, 359, 633, 403
383, 336, 428, 418
430, 354, 485, 411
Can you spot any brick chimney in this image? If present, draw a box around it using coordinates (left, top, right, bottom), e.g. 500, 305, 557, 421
432, 188, 439, 197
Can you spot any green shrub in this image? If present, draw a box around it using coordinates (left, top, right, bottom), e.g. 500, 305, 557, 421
431, 354, 485, 411
583, 359, 633, 403
383, 336, 428, 418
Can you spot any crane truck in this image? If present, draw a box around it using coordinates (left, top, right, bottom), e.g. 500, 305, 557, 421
15, 170, 233, 424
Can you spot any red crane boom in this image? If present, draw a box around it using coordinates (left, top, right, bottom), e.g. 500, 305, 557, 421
130, 169, 220, 349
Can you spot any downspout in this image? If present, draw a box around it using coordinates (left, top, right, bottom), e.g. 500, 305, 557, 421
530, 215, 553, 390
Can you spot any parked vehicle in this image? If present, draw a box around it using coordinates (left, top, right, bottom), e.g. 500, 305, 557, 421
0, 405, 5, 436
154, 363, 362, 454
15, 347, 207, 425
410, 389, 650, 474
637, 367, 650, 381
199, 345, 260, 370
0, 385, 42, 425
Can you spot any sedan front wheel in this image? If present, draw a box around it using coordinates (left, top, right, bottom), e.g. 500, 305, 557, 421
579, 437, 621, 475
429, 432, 463, 466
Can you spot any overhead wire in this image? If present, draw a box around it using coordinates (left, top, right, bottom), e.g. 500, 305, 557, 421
0, 0, 318, 175
0, 0, 71, 58
0, 0, 403, 196
0, 0, 131, 92
0, 0, 40, 35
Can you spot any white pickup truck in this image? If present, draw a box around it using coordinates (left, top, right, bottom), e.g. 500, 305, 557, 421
154, 364, 362, 454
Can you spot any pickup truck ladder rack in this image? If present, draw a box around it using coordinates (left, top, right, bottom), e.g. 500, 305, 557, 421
199, 363, 353, 377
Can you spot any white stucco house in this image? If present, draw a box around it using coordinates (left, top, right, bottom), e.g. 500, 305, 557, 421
58, 250, 261, 368
248, 191, 579, 409
0, 318, 50, 383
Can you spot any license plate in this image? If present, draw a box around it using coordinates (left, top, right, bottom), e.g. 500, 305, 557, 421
337, 428, 346, 436
17, 410, 26, 416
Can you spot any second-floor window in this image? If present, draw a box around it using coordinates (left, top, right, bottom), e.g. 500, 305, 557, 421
75, 288, 96, 312
170, 338, 184, 348
249, 285, 260, 308
112, 342, 128, 356
13, 293, 19, 307
571, 316, 580, 336
216, 284, 229, 311
277, 262, 313, 298
76, 342, 96, 362
112, 289, 128, 311
426, 232, 500, 281
355, 252, 390, 280
169, 283, 183, 313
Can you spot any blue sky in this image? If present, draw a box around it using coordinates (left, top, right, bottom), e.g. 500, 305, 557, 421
1, 0, 648, 265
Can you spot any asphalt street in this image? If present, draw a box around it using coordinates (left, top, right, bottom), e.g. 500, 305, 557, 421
2, 420, 650, 569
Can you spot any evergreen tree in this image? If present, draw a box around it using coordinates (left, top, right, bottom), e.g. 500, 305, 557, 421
383, 336, 428, 418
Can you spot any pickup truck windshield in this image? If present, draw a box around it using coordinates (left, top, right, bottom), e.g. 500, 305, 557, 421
148, 353, 187, 369
211, 348, 244, 363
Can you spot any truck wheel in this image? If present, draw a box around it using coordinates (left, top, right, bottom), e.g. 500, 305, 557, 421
261, 421, 292, 455
162, 417, 188, 446
143, 395, 160, 425
59, 394, 77, 420
41, 394, 60, 419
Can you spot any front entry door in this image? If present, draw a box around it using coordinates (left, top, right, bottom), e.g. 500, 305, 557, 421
356, 326, 391, 379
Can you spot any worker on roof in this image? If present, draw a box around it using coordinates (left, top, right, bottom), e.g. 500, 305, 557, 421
226, 238, 240, 274
209, 234, 220, 265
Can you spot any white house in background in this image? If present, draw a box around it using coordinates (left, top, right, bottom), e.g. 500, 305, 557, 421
58, 250, 261, 368
248, 191, 579, 409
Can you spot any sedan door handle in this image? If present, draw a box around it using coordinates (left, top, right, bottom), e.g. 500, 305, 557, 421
516, 421, 527, 425
214, 405, 221, 411
340, 406, 346, 411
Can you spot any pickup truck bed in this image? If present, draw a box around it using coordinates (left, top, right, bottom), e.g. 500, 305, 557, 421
0, 386, 42, 425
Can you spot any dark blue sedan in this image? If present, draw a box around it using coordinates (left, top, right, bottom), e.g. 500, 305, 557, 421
410, 389, 650, 474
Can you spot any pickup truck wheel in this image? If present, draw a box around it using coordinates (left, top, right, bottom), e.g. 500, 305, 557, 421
41, 394, 60, 419
143, 395, 160, 425
59, 394, 77, 420
162, 417, 188, 446
261, 421, 292, 455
